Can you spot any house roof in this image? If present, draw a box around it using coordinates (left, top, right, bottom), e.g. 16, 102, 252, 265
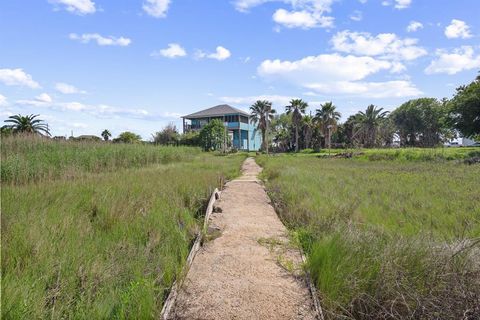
182, 104, 250, 119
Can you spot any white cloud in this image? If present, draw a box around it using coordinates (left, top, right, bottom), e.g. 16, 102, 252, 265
36, 93, 52, 103
273, 9, 333, 29
381, 0, 412, 9
233, 0, 269, 12
273, 9, 317, 29
331, 30, 427, 61
49, 0, 96, 15
425, 46, 480, 75
406, 21, 423, 32
394, 0, 411, 9
61, 101, 89, 111
22, 100, 150, 119
69, 33, 131, 46
219, 94, 295, 107
0, 68, 40, 88
151, 43, 187, 58
196, 46, 231, 61
241, 57, 251, 63
14, 99, 175, 122
305, 81, 421, 98
55, 82, 86, 94
257, 53, 421, 98
349, 10, 362, 22
16, 93, 53, 106
258, 53, 395, 83
234, 0, 335, 29
143, 0, 170, 18
0, 94, 7, 107
444, 19, 472, 39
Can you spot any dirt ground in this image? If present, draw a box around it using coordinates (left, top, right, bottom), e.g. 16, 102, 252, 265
171, 157, 316, 320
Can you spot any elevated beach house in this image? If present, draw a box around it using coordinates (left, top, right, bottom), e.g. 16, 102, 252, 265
182, 104, 262, 151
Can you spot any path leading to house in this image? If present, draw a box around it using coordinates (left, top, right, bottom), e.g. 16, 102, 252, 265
171, 157, 316, 319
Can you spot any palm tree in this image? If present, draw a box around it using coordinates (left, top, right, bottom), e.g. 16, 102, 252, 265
301, 115, 315, 149
3, 114, 50, 136
101, 129, 112, 141
355, 105, 389, 147
314, 102, 341, 149
250, 100, 276, 153
285, 99, 308, 152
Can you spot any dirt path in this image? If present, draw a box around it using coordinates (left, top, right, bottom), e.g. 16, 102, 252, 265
171, 157, 316, 319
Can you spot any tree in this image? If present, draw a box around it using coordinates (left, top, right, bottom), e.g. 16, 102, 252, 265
199, 119, 225, 151
391, 98, 450, 147
355, 105, 389, 147
3, 114, 50, 136
101, 129, 112, 141
114, 131, 142, 143
285, 99, 307, 152
301, 115, 315, 149
331, 114, 363, 148
179, 131, 200, 146
250, 100, 276, 153
152, 123, 179, 145
448, 73, 480, 139
271, 113, 293, 152
0, 126, 13, 137
377, 117, 396, 147
315, 102, 341, 149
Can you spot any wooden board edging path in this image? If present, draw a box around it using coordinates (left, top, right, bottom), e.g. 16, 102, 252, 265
159, 187, 221, 320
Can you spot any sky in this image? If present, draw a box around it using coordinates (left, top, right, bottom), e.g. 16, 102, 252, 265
1, 0, 479, 139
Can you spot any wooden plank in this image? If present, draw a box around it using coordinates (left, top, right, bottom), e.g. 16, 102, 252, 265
300, 252, 325, 320
160, 188, 220, 320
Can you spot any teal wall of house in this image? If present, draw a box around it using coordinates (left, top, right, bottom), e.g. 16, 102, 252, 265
230, 122, 261, 151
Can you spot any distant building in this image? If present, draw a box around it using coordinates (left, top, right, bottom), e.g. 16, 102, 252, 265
461, 137, 478, 146
445, 137, 480, 147
182, 104, 262, 151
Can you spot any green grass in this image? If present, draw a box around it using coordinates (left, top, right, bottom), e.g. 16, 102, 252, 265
300, 146, 479, 161
1, 135, 202, 184
1, 136, 245, 319
257, 154, 480, 319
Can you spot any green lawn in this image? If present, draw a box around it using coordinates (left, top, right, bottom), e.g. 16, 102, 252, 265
257, 153, 480, 319
1, 137, 245, 319
300, 146, 480, 161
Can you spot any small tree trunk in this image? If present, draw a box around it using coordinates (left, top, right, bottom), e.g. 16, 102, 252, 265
266, 119, 269, 154
261, 129, 266, 152
295, 126, 299, 152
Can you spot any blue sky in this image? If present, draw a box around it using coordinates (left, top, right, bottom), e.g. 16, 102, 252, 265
1, 0, 479, 139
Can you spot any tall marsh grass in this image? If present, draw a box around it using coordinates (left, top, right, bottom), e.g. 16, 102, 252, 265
306, 146, 479, 162
1, 135, 201, 184
1, 135, 245, 318
258, 155, 480, 319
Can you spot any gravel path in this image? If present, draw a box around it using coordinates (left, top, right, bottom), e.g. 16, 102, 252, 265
171, 157, 316, 319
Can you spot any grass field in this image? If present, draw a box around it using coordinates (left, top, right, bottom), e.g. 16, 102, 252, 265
257, 153, 480, 319
1, 136, 245, 319
300, 146, 480, 162
1, 135, 203, 184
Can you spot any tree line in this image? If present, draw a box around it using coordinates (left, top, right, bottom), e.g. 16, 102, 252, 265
2, 73, 479, 150
252, 73, 480, 152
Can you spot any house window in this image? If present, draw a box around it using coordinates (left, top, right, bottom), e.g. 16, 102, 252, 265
225, 115, 238, 123
240, 115, 249, 124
